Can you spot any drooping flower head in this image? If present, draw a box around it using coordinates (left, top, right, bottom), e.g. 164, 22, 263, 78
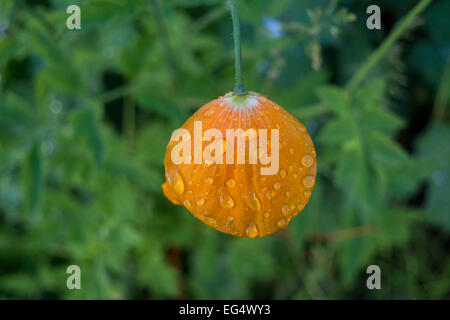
162, 92, 316, 237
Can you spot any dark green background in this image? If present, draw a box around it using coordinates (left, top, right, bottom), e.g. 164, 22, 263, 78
0, 0, 449, 299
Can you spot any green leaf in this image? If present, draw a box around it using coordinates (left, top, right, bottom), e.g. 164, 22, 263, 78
386, 158, 433, 198
316, 85, 350, 115
319, 116, 355, 144
359, 107, 405, 135
416, 124, 450, 231
136, 239, 178, 298
71, 105, 104, 168
373, 207, 420, 248
354, 78, 386, 109
335, 138, 363, 189
119, 35, 152, 78
416, 123, 450, 170
23, 142, 43, 216
0, 92, 39, 135
367, 131, 409, 167
25, 16, 82, 93
136, 88, 187, 121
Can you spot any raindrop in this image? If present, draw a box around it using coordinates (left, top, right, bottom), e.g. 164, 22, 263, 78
169, 171, 185, 195
281, 204, 290, 216
280, 169, 287, 179
277, 218, 287, 228
247, 193, 261, 212
246, 222, 259, 238
204, 107, 216, 117
220, 193, 234, 209
197, 197, 205, 207
204, 216, 217, 227
302, 176, 315, 189
300, 154, 314, 168
205, 177, 214, 185
226, 178, 236, 188
273, 182, 281, 191
184, 199, 192, 209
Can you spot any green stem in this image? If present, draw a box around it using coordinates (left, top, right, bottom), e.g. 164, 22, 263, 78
433, 56, 450, 122
192, 4, 229, 33
227, 0, 248, 95
123, 97, 136, 150
347, 0, 433, 91
150, 0, 178, 87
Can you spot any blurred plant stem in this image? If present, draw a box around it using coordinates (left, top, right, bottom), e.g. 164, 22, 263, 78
347, 0, 433, 92
123, 97, 136, 151
98, 84, 140, 103
291, 104, 329, 120
433, 56, 450, 122
307, 225, 377, 243
150, 0, 178, 89
227, 0, 248, 95
192, 3, 228, 33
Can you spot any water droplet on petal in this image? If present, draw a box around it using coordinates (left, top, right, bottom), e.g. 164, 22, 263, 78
280, 169, 287, 178
246, 222, 259, 238
184, 199, 192, 208
285, 191, 292, 197
227, 216, 234, 223
197, 197, 205, 207
289, 147, 295, 155
265, 190, 272, 200
168, 171, 185, 195
281, 204, 291, 216
205, 177, 214, 185
301, 154, 314, 168
220, 193, 235, 209
302, 176, 315, 189
273, 182, 281, 191
304, 190, 311, 198
204, 107, 216, 117
289, 165, 294, 172
277, 218, 287, 228
205, 216, 217, 227
226, 178, 236, 188
264, 212, 270, 218
248, 193, 262, 212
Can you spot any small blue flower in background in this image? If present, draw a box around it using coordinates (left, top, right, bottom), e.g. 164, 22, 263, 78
263, 17, 284, 38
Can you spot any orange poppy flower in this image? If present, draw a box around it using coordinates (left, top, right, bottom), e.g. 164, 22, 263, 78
162, 92, 317, 238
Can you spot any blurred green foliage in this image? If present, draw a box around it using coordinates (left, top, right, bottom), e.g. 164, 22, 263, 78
0, 0, 449, 299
